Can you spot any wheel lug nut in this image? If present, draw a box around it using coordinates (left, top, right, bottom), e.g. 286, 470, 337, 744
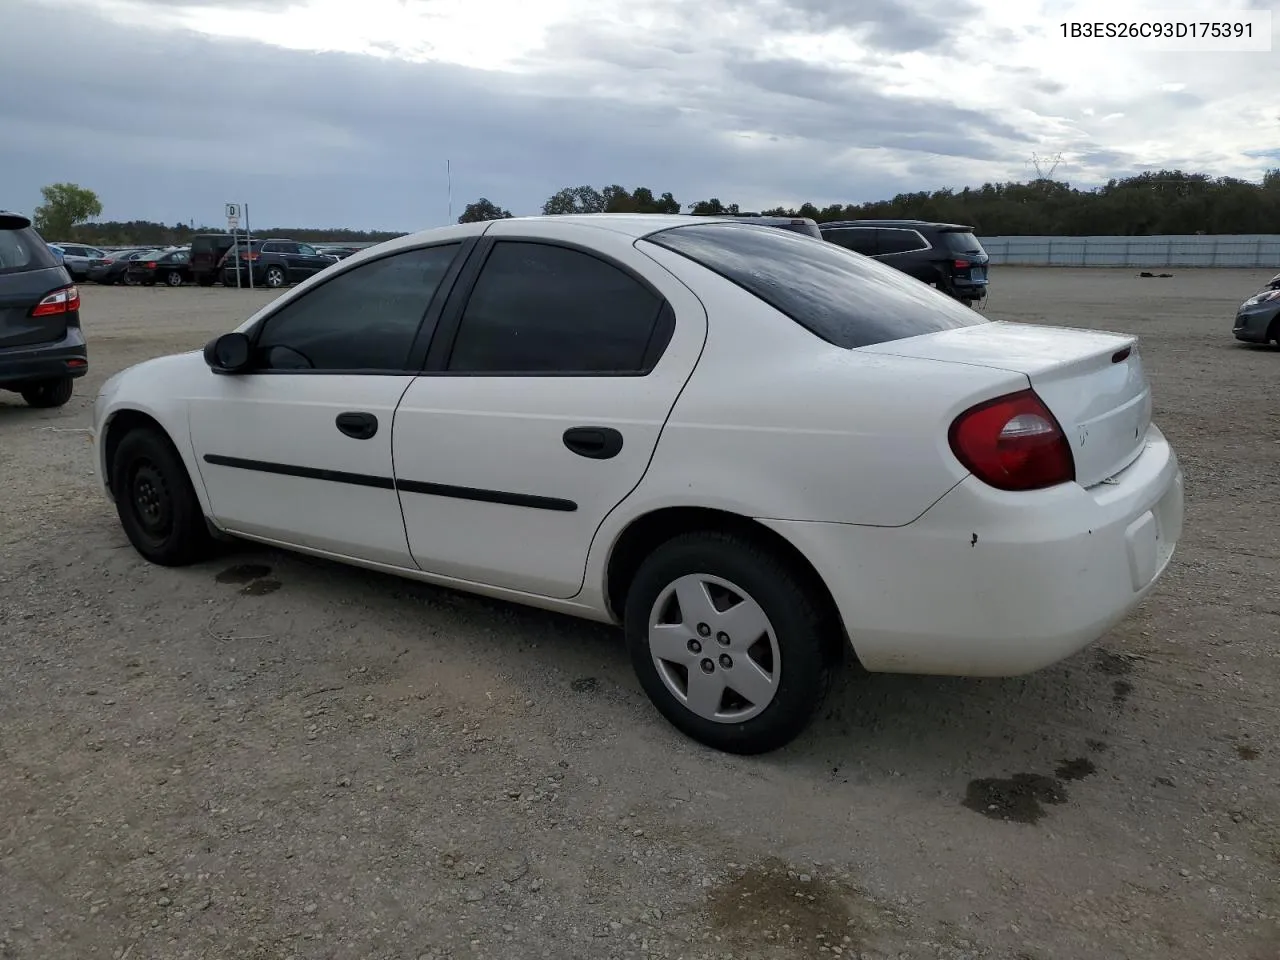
697, 623, 711, 637
700, 658, 715, 674
719, 654, 733, 669
716, 632, 730, 646
687, 639, 702, 654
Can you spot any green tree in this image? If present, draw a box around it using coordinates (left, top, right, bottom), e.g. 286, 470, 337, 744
542, 185, 606, 215
687, 198, 739, 215
33, 183, 103, 240
457, 198, 513, 223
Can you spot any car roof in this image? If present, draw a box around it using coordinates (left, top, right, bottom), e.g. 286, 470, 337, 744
822, 219, 975, 231
394, 214, 735, 247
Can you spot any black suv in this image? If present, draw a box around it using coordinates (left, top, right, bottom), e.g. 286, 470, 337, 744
730, 215, 823, 239
219, 238, 335, 288
0, 211, 87, 408
819, 220, 990, 305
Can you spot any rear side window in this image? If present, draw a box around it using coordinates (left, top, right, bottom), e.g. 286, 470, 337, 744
0, 228, 58, 275
447, 241, 665, 374
647, 222, 987, 349
875, 229, 928, 255
823, 227, 878, 256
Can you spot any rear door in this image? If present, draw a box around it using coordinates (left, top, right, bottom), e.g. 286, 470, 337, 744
823, 226, 879, 256
0, 225, 72, 349
391, 219, 707, 599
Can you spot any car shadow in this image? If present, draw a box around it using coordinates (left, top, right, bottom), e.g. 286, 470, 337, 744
207, 541, 1118, 790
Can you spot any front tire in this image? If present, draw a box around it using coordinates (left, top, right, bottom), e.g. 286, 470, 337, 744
20, 377, 74, 408
624, 531, 836, 755
165, 270, 183, 287
264, 265, 287, 288
109, 427, 213, 566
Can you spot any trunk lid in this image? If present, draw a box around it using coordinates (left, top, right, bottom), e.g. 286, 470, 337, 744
862, 321, 1151, 489
0, 266, 73, 349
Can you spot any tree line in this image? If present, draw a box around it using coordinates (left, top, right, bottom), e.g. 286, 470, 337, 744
29, 169, 1280, 247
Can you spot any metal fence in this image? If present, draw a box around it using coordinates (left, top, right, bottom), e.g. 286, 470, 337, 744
979, 235, 1280, 268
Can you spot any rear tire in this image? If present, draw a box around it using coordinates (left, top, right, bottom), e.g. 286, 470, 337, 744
109, 427, 213, 566
20, 377, 74, 408
623, 531, 836, 755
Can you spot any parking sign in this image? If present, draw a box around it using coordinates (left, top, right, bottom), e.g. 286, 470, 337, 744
225, 203, 240, 220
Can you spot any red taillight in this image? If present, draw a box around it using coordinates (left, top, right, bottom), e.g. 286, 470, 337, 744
31, 285, 81, 318
145, 261, 157, 269
948, 389, 1074, 492
954, 259, 970, 269
241, 252, 259, 261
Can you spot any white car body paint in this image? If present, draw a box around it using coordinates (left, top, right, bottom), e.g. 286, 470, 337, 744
93, 214, 1184, 678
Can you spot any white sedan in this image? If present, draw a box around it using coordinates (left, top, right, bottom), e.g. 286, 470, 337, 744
92, 214, 1184, 754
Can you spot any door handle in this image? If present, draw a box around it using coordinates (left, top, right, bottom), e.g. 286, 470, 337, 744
335, 411, 378, 440
563, 426, 623, 459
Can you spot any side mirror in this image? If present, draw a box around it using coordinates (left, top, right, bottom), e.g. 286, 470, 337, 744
203, 332, 252, 374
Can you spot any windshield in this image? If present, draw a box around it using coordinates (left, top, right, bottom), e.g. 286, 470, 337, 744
646, 221, 988, 349
939, 231, 986, 255
0, 227, 60, 275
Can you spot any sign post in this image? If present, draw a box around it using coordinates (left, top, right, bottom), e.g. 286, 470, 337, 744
225, 203, 242, 288
244, 203, 253, 290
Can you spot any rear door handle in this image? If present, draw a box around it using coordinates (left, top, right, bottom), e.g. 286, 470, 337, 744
335, 411, 378, 440
563, 426, 623, 459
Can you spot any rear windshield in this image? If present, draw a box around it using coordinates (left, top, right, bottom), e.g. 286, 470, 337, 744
0, 227, 59, 275
938, 231, 985, 255
645, 222, 988, 348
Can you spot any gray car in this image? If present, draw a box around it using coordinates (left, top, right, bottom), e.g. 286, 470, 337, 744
49, 242, 107, 281
1232, 278, 1280, 345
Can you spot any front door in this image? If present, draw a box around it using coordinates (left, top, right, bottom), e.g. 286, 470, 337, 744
187, 240, 469, 567
392, 221, 707, 599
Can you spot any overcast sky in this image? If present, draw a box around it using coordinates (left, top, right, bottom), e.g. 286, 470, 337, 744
4, 0, 1278, 230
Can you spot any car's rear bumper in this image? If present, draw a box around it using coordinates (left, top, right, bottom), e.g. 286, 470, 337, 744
762, 424, 1183, 676
0, 327, 89, 386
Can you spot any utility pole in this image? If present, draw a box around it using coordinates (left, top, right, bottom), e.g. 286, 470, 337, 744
447, 159, 453, 224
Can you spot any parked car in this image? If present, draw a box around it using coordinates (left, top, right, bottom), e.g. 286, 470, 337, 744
1232, 280, 1280, 345
93, 214, 1183, 754
219, 238, 334, 288
88, 248, 155, 285
126, 248, 193, 287
315, 245, 359, 260
190, 234, 240, 286
49, 243, 108, 281
47, 243, 66, 264
0, 211, 87, 408
820, 220, 990, 306
716, 215, 823, 240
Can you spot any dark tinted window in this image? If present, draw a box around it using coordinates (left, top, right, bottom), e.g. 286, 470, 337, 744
823, 227, 878, 256
939, 231, 985, 255
253, 244, 460, 372
0, 227, 59, 275
876, 229, 927, 255
448, 241, 664, 374
647, 222, 987, 349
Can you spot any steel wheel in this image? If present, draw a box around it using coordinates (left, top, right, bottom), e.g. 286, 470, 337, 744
647, 573, 782, 723
265, 266, 286, 287
127, 459, 175, 548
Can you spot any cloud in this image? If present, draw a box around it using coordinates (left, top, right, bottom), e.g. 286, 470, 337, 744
1, 0, 1274, 230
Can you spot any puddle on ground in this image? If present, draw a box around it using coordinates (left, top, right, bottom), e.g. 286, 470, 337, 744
241, 578, 282, 596
1055, 757, 1097, 781
570, 677, 599, 693
963, 774, 1068, 824
216, 563, 272, 584
707, 858, 865, 951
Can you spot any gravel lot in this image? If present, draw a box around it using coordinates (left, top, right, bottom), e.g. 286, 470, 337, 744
2, 268, 1278, 960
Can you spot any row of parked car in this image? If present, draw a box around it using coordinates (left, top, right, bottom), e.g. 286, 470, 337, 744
47, 238, 360, 288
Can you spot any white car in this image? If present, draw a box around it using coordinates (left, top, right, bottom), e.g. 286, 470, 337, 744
92, 214, 1184, 754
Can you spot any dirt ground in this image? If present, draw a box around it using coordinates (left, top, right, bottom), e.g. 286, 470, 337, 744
1, 268, 1277, 960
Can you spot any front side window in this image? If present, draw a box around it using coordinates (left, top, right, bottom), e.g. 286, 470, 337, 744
647, 222, 987, 349
298, 244, 318, 256
252, 243, 461, 372
447, 241, 665, 374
